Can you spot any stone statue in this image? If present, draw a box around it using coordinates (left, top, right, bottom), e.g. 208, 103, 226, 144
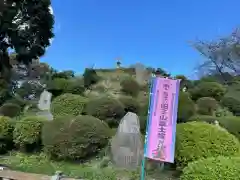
110, 112, 143, 169
37, 90, 53, 120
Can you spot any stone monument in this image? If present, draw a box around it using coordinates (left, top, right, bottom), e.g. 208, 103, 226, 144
36, 90, 53, 120
110, 112, 143, 169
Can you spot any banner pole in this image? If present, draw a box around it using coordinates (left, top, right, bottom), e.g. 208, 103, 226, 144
140, 75, 155, 180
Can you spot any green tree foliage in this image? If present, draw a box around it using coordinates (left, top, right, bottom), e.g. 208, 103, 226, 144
0, 116, 14, 153
51, 70, 75, 79
85, 96, 125, 127
42, 115, 111, 160
47, 78, 71, 97
175, 75, 193, 90
196, 97, 218, 115
189, 82, 226, 101
120, 77, 140, 97
181, 156, 240, 180
83, 68, 99, 89
175, 122, 240, 169
177, 92, 196, 123
221, 96, 240, 116
51, 93, 88, 118
0, 0, 54, 74
13, 116, 45, 152
118, 96, 140, 114
0, 103, 21, 117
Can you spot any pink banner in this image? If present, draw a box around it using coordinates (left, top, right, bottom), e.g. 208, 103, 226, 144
144, 77, 180, 163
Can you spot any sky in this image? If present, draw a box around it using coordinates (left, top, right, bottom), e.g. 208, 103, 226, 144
42, 0, 240, 78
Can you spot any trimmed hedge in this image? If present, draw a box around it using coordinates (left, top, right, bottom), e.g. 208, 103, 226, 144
175, 122, 240, 169
13, 116, 46, 152
51, 93, 88, 118
118, 96, 140, 114
42, 115, 111, 160
196, 97, 218, 115
180, 156, 240, 180
0, 116, 14, 153
120, 77, 140, 97
0, 103, 21, 117
188, 115, 240, 140
177, 92, 196, 123
221, 96, 240, 116
188, 115, 217, 124
85, 96, 125, 127
189, 81, 226, 101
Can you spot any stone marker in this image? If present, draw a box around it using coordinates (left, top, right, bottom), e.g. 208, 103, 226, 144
36, 90, 53, 120
110, 112, 143, 169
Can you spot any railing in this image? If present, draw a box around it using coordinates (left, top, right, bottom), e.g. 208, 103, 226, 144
0, 170, 77, 180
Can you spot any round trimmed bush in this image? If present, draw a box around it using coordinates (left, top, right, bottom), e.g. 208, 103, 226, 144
190, 81, 226, 101
120, 77, 140, 97
118, 96, 140, 114
175, 122, 240, 169
218, 116, 240, 140
221, 96, 240, 116
188, 115, 217, 124
177, 92, 196, 123
13, 116, 46, 152
0, 103, 21, 117
188, 115, 240, 140
51, 93, 88, 118
42, 115, 111, 160
180, 156, 240, 180
0, 116, 14, 153
196, 97, 218, 115
85, 96, 125, 127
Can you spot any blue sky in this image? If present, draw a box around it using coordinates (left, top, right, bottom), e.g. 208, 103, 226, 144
42, 0, 240, 78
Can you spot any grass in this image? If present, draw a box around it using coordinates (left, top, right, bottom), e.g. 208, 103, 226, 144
1, 152, 179, 180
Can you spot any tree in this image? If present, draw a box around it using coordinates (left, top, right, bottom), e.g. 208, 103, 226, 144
0, 0, 54, 78
192, 28, 240, 83
83, 68, 99, 89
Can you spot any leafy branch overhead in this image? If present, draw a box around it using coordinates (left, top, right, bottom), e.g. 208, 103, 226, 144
0, 0, 54, 74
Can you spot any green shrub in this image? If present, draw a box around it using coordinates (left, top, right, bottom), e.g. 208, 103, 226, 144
65, 82, 85, 95
188, 115, 217, 124
13, 116, 46, 152
196, 97, 218, 115
85, 96, 125, 127
120, 77, 140, 97
221, 96, 240, 116
118, 96, 140, 114
175, 122, 240, 169
177, 92, 196, 123
189, 81, 226, 101
0, 116, 14, 153
83, 68, 99, 89
0, 103, 21, 117
218, 116, 240, 140
214, 106, 233, 117
189, 115, 240, 140
139, 116, 147, 134
51, 93, 88, 118
42, 115, 111, 160
180, 156, 240, 180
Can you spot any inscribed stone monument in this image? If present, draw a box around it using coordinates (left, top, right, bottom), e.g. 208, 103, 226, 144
37, 90, 53, 120
110, 112, 143, 169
